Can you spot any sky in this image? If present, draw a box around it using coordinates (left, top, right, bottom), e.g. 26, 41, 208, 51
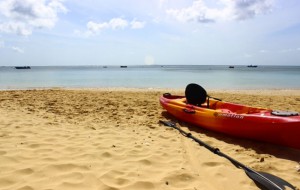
0, 0, 300, 66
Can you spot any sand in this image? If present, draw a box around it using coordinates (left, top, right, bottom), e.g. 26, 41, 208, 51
0, 88, 299, 190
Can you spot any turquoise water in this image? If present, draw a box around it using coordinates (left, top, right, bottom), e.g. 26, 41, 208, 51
0, 65, 299, 90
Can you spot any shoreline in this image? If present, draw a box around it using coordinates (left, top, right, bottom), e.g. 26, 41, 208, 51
1, 86, 300, 91
0, 89, 299, 190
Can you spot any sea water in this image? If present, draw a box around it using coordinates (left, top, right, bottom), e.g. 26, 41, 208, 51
0, 65, 299, 90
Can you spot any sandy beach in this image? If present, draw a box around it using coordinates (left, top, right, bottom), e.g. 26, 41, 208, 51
0, 88, 299, 190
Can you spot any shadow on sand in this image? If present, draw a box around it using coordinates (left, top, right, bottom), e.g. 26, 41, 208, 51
160, 111, 300, 163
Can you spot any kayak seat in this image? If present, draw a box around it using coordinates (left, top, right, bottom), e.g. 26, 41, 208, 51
185, 83, 207, 106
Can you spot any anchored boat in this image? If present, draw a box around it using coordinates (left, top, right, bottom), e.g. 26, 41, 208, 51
15, 66, 31, 69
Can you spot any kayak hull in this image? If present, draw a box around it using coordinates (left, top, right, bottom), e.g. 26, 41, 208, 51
160, 94, 300, 150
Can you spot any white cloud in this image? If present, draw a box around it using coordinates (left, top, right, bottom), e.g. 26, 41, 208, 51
231, 0, 273, 20
0, 22, 32, 35
87, 21, 109, 33
109, 18, 128, 30
130, 20, 146, 29
83, 17, 145, 36
166, 0, 274, 23
86, 18, 128, 35
0, 0, 67, 36
11, 46, 24, 53
167, 1, 214, 23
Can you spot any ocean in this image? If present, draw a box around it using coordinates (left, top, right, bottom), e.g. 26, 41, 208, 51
0, 65, 299, 90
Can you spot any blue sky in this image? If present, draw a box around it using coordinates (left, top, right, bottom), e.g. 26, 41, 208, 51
0, 0, 300, 66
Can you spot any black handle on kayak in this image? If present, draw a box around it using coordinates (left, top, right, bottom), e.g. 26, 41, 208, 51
183, 108, 196, 114
208, 95, 222, 101
159, 120, 295, 190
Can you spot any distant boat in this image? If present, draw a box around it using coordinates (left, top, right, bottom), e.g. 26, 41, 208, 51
15, 66, 31, 69
247, 65, 258, 68
229, 66, 234, 69
120, 66, 127, 68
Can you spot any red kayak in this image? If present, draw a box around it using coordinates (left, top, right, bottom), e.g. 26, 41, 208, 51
160, 84, 300, 149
